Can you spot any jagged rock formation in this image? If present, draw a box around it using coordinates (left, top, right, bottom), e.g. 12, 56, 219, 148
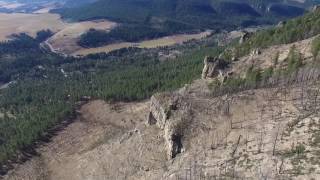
250, 48, 261, 56
313, 5, 320, 12
239, 31, 253, 44
201, 56, 229, 80
277, 21, 286, 28
148, 95, 170, 128
148, 93, 191, 159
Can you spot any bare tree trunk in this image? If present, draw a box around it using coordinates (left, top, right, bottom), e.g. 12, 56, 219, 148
258, 126, 264, 154
279, 158, 284, 174
273, 124, 281, 156
231, 135, 242, 157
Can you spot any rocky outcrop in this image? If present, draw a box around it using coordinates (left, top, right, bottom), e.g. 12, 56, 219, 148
312, 5, 320, 12
148, 93, 190, 159
201, 56, 229, 79
277, 21, 286, 28
148, 94, 170, 129
250, 48, 261, 57
218, 70, 233, 84
163, 113, 184, 159
239, 31, 253, 44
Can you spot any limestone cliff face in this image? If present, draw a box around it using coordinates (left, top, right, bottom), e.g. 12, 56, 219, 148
148, 95, 170, 129
148, 93, 191, 159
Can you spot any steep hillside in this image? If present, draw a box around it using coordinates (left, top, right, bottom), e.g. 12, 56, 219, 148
0, 31, 223, 175
4, 34, 320, 179
2, 3, 320, 180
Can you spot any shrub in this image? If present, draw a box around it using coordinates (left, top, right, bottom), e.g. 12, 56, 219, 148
287, 45, 302, 73
245, 65, 261, 87
311, 36, 320, 61
293, 144, 306, 155
261, 67, 274, 80
273, 51, 279, 66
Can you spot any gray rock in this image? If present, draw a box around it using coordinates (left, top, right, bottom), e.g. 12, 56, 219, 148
148, 93, 190, 159
250, 48, 261, 56
277, 21, 286, 28
202, 56, 228, 79
312, 5, 320, 12
239, 31, 253, 44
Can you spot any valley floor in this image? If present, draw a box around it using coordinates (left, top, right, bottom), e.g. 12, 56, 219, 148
0, 12, 212, 57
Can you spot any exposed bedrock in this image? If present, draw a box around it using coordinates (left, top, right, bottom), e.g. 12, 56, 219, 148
202, 56, 232, 84
148, 93, 191, 159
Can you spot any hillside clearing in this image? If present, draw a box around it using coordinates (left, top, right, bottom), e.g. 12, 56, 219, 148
0, 13, 117, 54
0, 13, 66, 40
0, 12, 210, 56
72, 31, 212, 56
0, 12, 208, 56
47, 20, 117, 55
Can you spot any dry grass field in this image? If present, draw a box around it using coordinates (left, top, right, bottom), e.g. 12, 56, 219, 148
47, 20, 117, 55
0, 13, 66, 40
0, 12, 210, 56
0, 12, 117, 55
72, 31, 212, 56
0, 13, 116, 43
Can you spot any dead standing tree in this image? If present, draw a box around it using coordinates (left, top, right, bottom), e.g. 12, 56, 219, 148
257, 106, 266, 154
273, 122, 281, 156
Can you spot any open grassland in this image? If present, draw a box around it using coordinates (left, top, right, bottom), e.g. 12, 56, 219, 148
0, 12, 210, 56
140, 31, 212, 48
0, 12, 117, 55
48, 20, 117, 55
0, 13, 66, 40
72, 31, 212, 56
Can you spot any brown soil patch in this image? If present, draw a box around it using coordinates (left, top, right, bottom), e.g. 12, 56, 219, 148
3, 100, 167, 180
